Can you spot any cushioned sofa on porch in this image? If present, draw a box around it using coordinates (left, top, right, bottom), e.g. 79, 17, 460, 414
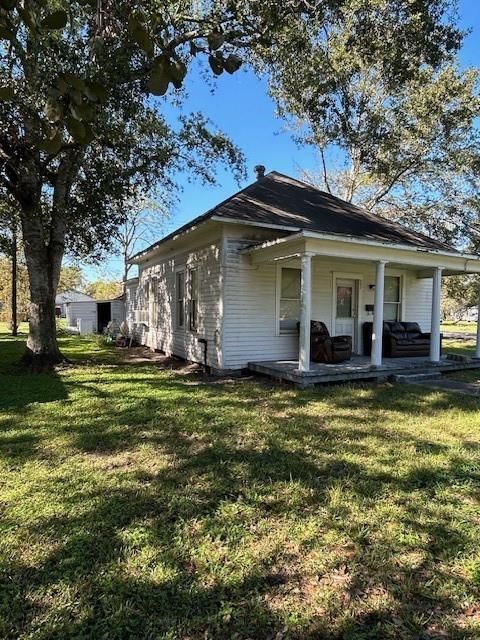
363, 321, 441, 358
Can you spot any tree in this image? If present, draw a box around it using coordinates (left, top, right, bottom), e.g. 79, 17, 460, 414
0, 199, 20, 334
443, 274, 480, 317
269, 4, 479, 247
112, 192, 169, 283
0, 261, 88, 325
0, 0, 464, 369
85, 279, 122, 300
0, 256, 29, 325
57, 265, 84, 293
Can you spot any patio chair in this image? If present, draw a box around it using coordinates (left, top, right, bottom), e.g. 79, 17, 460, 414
309, 321, 352, 364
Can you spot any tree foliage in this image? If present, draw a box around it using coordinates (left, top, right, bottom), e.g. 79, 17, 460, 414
268, 0, 479, 247
57, 265, 84, 293
0, 255, 28, 323
85, 279, 122, 300
443, 274, 480, 316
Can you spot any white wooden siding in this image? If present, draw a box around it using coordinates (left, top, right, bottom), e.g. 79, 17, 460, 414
66, 301, 97, 331
404, 275, 433, 331
222, 228, 434, 369
110, 300, 126, 326
127, 238, 223, 369
128, 221, 435, 372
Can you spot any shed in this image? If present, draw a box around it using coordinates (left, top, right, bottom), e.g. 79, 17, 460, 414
66, 296, 125, 334
55, 290, 94, 317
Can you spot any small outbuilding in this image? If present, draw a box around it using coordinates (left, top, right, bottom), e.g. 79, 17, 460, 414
66, 296, 125, 334
55, 290, 94, 317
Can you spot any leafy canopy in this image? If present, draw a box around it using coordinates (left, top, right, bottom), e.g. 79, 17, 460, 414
0, 0, 467, 259
2, 0, 301, 260
85, 279, 122, 300
267, 0, 479, 246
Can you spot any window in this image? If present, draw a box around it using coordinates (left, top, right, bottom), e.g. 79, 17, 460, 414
135, 281, 149, 324
336, 284, 353, 318
176, 270, 185, 328
279, 267, 301, 332
384, 275, 401, 321
188, 268, 198, 331
149, 278, 158, 326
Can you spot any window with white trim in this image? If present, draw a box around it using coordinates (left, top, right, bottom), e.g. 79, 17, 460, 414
149, 278, 158, 326
384, 275, 401, 321
135, 280, 149, 324
176, 270, 185, 328
279, 267, 301, 332
188, 267, 198, 331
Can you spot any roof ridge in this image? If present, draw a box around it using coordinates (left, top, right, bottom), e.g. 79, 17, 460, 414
129, 173, 272, 261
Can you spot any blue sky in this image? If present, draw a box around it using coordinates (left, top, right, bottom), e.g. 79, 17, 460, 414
87, 0, 480, 281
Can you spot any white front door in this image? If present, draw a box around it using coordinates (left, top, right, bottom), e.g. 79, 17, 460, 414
335, 278, 358, 350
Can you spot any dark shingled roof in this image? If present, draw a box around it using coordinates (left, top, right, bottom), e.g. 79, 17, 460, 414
132, 171, 455, 260
213, 171, 454, 251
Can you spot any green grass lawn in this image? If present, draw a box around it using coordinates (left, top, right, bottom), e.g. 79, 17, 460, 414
441, 321, 478, 335
1, 330, 480, 639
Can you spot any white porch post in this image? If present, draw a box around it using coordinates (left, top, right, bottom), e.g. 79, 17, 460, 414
476, 286, 480, 359
298, 252, 312, 372
371, 260, 387, 367
430, 266, 443, 363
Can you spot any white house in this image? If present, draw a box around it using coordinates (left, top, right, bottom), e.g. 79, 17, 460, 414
126, 170, 480, 380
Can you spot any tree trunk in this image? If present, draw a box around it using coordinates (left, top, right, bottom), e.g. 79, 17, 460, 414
22, 240, 64, 370
11, 226, 18, 336
16, 152, 78, 371
20, 205, 65, 371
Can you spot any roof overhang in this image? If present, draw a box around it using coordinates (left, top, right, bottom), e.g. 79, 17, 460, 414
241, 230, 480, 275
128, 218, 221, 265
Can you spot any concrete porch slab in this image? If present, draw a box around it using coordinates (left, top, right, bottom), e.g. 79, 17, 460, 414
248, 355, 480, 387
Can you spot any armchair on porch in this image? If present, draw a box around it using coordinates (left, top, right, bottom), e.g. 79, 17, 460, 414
309, 321, 352, 364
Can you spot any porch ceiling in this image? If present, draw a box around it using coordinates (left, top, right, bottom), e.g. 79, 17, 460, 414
242, 230, 480, 276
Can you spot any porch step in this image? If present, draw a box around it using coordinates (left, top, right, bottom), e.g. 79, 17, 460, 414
393, 372, 442, 383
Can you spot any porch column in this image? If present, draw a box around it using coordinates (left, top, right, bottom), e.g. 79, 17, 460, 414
298, 252, 313, 372
430, 266, 443, 363
371, 260, 387, 367
476, 286, 480, 359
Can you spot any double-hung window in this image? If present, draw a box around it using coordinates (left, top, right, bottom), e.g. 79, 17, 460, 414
188, 268, 198, 331
176, 270, 185, 329
279, 267, 301, 332
149, 278, 158, 326
384, 276, 401, 321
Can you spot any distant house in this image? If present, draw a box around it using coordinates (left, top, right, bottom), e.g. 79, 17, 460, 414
461, 307, 478, 323
55, 290, 94, 317
125, 170, 480, 377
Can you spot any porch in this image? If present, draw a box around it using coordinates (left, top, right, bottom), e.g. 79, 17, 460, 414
248, 354, 480, 387
241, 230, 480, 377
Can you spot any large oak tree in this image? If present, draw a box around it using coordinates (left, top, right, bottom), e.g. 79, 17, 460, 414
0, 0, 465, 368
